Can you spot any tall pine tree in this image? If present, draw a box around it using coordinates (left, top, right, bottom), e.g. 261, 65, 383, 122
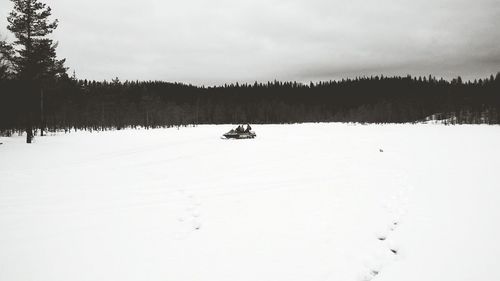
7, 0, 67, 143
0, 38, 14, 80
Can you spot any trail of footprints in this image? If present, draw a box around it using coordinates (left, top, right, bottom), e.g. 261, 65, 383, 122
361, 171, 411, 281
360, 220, 402, 281
173, 189, 203, 239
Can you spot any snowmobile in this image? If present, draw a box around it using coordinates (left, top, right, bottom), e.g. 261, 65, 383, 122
222, 125, 256, 139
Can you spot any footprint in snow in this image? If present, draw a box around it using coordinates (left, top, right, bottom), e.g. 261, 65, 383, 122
191, 209, 201, 218
193, 221, 202, 230
185, 193, 203, 231
174, 190, 204, 236
359, 269, 381, 281
389, 248, 398, 255
389, 221, 400, 231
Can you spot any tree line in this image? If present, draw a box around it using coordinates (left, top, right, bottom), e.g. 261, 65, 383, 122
2, 74, 499, 132
1, 0, 500, 143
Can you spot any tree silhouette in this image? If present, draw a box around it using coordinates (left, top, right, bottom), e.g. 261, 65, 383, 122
7, 0, 67, 142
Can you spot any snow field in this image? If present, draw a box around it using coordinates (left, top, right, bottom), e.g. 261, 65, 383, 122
0, 124, 499, 281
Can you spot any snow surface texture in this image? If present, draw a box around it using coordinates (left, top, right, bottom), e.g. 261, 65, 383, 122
1, 124, 499, 281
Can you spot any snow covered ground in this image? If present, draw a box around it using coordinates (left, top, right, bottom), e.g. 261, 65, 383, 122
1, 124, 499, 281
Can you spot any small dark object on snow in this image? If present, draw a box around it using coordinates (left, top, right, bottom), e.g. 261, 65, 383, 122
371, 270, 379, 276
390, 249, 398, 255
223, 124, 256, 139
379, 149, 384, 152
378, 236, 386, 241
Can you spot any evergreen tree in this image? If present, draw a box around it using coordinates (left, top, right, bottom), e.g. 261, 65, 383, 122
0, 38, 14, 80
7, 0, 67, 143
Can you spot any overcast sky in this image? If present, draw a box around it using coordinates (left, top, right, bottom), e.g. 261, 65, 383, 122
1, 0, 499, 85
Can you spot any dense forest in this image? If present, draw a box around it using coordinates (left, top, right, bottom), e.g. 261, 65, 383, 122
1, 74, 499, 133
1, 0, 499, 143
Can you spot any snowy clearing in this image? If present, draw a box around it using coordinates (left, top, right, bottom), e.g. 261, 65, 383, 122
1, 124, 499, 281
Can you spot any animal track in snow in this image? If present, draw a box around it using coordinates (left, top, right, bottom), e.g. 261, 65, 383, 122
187, 193, 202, 230
363, 185, 410, 279
359, 159, 413, 280
173, 189, 203, 239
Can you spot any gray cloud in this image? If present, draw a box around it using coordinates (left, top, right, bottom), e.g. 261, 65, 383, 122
1, 0, 499, 85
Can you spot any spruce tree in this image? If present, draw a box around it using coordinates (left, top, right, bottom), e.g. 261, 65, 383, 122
7, 0, 67, 143
0, 39, 14, 80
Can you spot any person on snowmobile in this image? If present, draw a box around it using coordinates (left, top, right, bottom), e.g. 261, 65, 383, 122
235, 125, 244, 133
245, 124, 252, 132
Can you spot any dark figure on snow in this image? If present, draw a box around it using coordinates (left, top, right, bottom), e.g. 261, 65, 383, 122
245, 124, 252, 132
236, 125, 244, 133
